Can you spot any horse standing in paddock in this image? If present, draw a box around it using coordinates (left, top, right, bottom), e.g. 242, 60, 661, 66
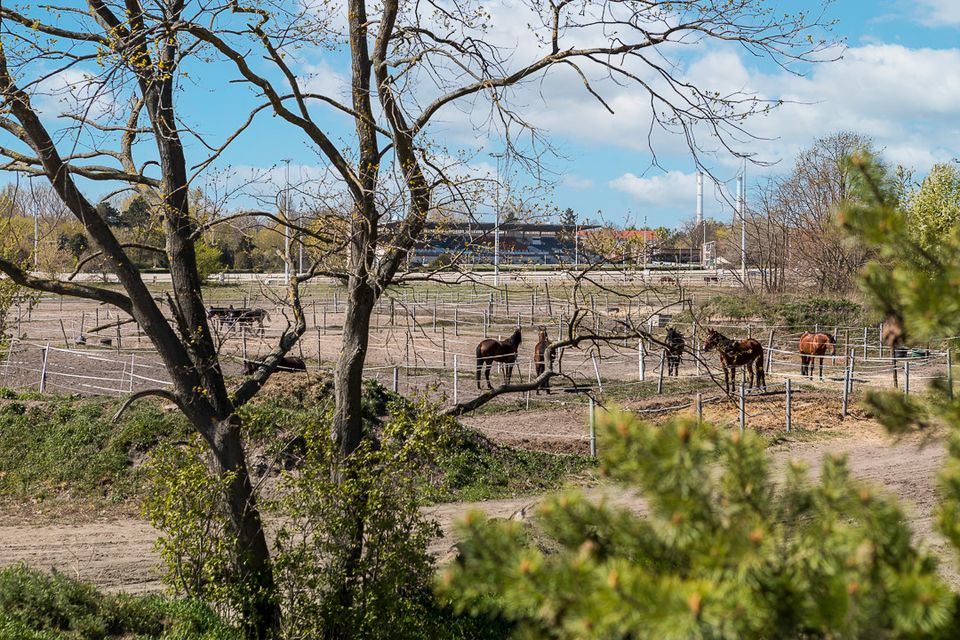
702, 328, 766, 394
234, 308, 270, 336
476, 327, 522, 389
533, 327, 555, 394
799, 331, 836, 379
665, 327, 685, 376
242, 355, 307, 375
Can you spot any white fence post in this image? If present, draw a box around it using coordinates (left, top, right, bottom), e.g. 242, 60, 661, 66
39, 343, 50, 393
591, 351, 603, 393
638, 340, 646, 381
129, 353, 135, 392
392, 367, 399, 393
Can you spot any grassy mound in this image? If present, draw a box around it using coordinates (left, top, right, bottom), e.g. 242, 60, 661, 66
696, 293, 877, 328
0, 379, 592, 508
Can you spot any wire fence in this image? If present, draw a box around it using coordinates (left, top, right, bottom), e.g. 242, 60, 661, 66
1, 291, 954, 454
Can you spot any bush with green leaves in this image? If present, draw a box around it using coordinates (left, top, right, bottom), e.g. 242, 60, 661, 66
143, 395, 509, 638
0, 564, 237, 639
141, 437, 245, 619
441, 411, 954, 638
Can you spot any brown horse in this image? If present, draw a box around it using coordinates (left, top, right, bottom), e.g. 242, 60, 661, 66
665, 327, 685, 376
799, 331, 836, 379
702, 328, 766, 394
476, 327, 522, 389
533, 327, 555, 394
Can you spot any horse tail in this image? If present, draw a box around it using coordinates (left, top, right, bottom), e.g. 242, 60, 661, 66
755, 346, 766, 386
476, 344, 483, 383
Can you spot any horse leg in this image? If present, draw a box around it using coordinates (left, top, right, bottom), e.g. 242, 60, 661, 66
819, 355, 824, 380
723, 365, 730, 395
476, 357, 482, 389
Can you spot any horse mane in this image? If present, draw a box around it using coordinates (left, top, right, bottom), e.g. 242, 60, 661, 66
505, 327, 522, 348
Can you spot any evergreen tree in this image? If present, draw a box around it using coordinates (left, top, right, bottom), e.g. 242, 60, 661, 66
441, 152, 960, 639
95, 201, 122, 227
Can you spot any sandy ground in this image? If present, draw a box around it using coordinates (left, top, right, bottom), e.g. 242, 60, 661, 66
0, 410, 953, 593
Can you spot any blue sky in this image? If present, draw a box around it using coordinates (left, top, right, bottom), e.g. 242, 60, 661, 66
20, 0, 960, 229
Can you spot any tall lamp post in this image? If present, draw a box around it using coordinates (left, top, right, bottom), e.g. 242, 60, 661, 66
737, 163, 746, 283
281, 159, 291, 284
490, 153, 505, 287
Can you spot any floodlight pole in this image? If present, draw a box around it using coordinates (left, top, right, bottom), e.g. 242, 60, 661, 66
282, 159, 291, 285
491, 153, 503, 287
737, 166, 746, 283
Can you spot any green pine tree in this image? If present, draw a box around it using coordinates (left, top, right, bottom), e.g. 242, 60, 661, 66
439, 152, 960, 639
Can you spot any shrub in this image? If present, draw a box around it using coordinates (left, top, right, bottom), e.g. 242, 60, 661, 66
0, 564, 237, 639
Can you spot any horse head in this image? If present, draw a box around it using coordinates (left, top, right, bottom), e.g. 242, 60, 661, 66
537, 326, 548, 343
702, 328, 724, 352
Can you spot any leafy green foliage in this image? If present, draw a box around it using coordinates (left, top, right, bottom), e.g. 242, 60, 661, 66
441, 412, 955, 638
270, 399, 444, 639
906, 162, 960, 254
0, 397, 190, 502
141, 436, 244, 617
0, 564, 237, 639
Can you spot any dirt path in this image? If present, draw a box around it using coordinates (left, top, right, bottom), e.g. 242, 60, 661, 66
0, 427, 953, 593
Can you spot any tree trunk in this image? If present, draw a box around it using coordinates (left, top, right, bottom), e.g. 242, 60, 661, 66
209, 414, 278, 639
332, 277, 375, 459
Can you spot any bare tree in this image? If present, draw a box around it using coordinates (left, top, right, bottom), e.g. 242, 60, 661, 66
776, 132, 878, 292
0, 0, 835, 635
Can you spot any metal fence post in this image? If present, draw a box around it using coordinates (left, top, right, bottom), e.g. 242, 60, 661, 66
696, 392, 703, 423
738, 382, 745, 434
639, 340, 646, 381
948, 348, 953, 400
453, 355, 459, 405
785, 378, 792, 433
842, 365, 850, 418
591, 351, 603, 393
589, 397, 597, 458
392, 367, 399, 393
39, 343, 49, 393
904, 361, 910, 395
657, 350, 665, 394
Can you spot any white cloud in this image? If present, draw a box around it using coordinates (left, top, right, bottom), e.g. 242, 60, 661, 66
302, 59, 347, 98
34, 68, 118, 119
915, 0, 960, 26
609, 170, 696, 213
562, 174, 594, 189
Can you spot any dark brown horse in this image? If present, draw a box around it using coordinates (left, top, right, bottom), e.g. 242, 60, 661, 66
476, 327, 522, 389
799, 331, 836, 379
665, 327, 685, 376
702, 328, 766, 394
533, 327, 555, 394
242, 355, 307, 375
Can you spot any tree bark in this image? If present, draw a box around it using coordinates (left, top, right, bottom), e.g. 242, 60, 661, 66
209, 415, 278, 638
332, 276, 375, 459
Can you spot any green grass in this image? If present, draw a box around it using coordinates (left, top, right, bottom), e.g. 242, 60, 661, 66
0, 379, 592, 507
0, 565, 237, 640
